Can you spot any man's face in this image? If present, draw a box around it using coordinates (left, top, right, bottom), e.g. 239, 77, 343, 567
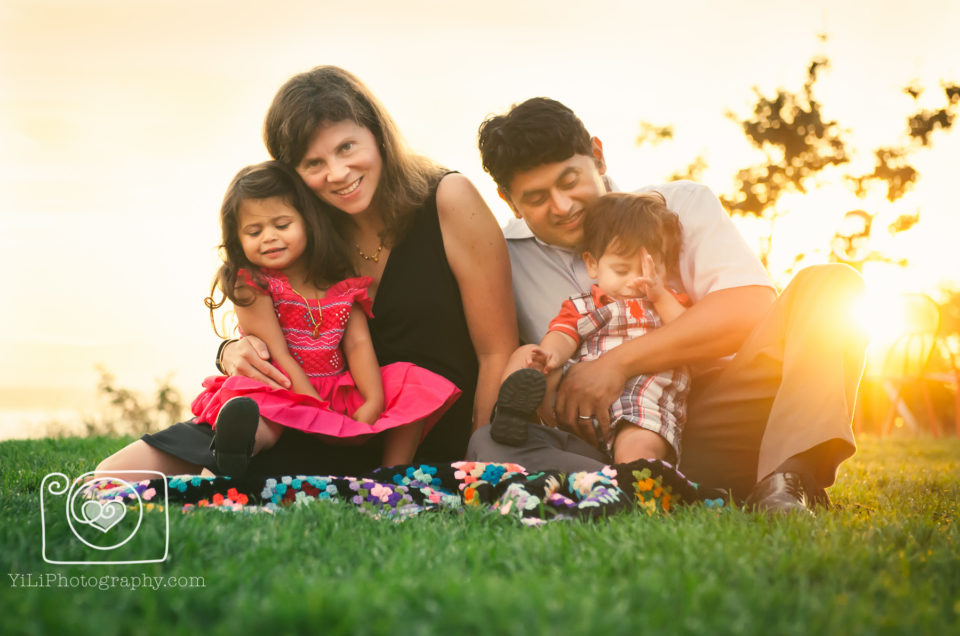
501, 138, 607, 249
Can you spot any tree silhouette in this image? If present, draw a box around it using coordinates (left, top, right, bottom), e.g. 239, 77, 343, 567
717, 57, 851, 267
635, 51, 960, 350
669, 155, 708, 183
636, 50, 959, 273
721, 58, 850, 216
907, 84, 960, 143
849, 83, 960, 202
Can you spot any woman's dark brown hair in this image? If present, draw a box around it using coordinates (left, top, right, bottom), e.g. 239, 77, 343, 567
263, 65, 443, 243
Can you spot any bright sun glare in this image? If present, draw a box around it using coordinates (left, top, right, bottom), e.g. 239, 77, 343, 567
852, 267, 943, 376
852, 289, 912, 346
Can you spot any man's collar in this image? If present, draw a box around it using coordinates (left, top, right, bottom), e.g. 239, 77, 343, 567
502, 218, 579, 254
502, 216, 534, 240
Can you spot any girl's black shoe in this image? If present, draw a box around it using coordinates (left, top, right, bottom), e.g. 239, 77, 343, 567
211, 397, 259, 477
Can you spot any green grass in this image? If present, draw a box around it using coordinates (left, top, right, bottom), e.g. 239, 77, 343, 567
2, 435, 959, 635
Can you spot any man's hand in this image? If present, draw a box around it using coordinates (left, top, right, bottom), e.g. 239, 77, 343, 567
221, 336, 290, 390
553, 356, 626, 448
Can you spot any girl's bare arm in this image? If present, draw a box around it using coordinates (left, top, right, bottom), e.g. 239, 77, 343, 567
233, 290, 321, 400
341, 305, 385, 424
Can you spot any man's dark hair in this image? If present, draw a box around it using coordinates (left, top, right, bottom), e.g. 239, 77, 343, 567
477, 97, 593, 193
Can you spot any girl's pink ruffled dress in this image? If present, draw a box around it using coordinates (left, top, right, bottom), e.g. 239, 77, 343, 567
191, 270, 461, 443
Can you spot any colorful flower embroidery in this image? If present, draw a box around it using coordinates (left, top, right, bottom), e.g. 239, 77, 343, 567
89, 458, 726, 521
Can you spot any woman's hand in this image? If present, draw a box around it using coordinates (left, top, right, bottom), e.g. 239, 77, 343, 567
220, 336, 291, 389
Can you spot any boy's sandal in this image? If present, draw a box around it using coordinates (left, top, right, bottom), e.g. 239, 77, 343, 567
210, 397, 259, 478
489, 368, 546, 447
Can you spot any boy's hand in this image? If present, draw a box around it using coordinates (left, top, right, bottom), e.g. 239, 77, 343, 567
529, 347, 565, 374
631, 249, 667, 302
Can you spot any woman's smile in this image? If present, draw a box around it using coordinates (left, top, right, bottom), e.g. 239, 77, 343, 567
296, 120, 384, 216
333, 177, 363, 196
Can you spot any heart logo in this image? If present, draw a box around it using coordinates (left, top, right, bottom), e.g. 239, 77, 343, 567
80, 499, 127, 533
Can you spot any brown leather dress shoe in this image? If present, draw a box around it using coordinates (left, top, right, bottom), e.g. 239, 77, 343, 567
743, 472, 814, 517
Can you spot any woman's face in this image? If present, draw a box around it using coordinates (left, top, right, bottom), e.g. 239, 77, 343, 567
295, 120, 383, 217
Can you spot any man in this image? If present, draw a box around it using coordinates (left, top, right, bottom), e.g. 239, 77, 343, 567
467, 97, 868, 514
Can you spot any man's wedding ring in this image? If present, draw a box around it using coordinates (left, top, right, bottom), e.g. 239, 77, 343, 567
577, 414, 594, 420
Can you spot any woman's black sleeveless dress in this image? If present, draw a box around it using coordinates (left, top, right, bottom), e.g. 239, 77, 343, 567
141, 173, 478, 476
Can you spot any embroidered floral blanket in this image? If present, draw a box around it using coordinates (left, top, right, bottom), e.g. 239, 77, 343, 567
95, 459, 728, 526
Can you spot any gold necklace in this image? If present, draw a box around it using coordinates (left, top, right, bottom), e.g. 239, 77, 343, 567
288, 284, 323, 338
355, 239, 384, 263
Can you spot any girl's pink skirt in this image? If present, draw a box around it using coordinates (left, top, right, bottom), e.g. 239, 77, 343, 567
191, 362, 461, 444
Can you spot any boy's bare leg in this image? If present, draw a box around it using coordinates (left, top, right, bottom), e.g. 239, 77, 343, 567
612, 426, 670, 464
500, 344, 542, 381
536, 368, 564, 429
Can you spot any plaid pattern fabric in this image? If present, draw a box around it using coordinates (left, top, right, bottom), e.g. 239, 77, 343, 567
567, 292, 691, 459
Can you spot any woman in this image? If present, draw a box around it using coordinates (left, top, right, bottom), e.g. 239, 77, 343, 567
97, 66, 516, 478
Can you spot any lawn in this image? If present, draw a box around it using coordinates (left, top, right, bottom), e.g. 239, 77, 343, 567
2, 434, 958, 635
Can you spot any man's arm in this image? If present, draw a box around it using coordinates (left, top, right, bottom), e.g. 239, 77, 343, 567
554, 285, 775, 445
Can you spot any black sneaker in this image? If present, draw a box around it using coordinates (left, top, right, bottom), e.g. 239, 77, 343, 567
211, 397, 259, 477
489, 368, 546, 446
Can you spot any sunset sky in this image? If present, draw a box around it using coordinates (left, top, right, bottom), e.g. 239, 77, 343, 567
2, 0, 958, 406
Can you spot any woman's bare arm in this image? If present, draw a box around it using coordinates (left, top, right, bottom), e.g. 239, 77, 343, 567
436, 173, 519, 431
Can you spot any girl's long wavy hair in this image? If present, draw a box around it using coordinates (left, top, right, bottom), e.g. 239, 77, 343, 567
264, 65, 444, 243
204, 161, 354, 336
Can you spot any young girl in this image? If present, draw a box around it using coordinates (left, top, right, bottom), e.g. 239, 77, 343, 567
195, 161, 461, 476
489, 192, 691, 465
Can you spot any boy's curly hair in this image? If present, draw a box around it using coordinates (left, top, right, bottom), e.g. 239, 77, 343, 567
581, 193, 683, 275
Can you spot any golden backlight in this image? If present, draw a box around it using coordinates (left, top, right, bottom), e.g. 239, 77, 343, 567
1, 1, 958, 436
